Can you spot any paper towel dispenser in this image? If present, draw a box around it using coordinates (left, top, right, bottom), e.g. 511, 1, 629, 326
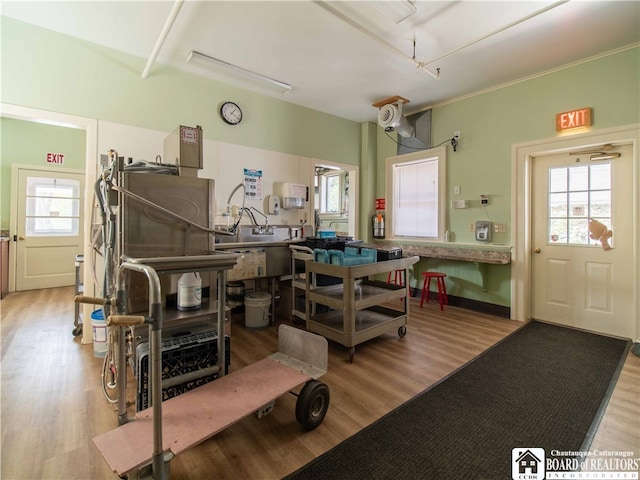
275, 182, 307, 209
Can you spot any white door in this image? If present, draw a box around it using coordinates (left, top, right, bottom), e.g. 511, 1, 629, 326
15, 168, 85, 290
531, 144, 634, 338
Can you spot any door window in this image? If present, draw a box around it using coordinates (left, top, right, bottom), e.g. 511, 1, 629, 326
548, 162, 611, 246
25, 176, 80, 236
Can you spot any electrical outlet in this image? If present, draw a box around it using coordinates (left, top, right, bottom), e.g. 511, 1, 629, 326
469, 222, 475, 232
454, 185, 461, 195
494, 222, 506, 233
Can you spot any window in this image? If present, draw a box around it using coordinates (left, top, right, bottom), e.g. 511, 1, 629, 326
319, 171, 346, 214
25, 176, 81, 236
386, 147, 447, 240
548, 162, 611, 246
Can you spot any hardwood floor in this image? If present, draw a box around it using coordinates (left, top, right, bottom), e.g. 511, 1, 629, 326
1, 286, 638, 479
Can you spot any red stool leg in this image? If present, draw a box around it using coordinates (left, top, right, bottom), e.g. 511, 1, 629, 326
441, 277, 448, 305
434, 276, 448, 310
420, 274, 431, 307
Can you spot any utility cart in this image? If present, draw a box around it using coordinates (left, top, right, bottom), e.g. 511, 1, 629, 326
304, 255, 419, 362
84, 256, 329, 480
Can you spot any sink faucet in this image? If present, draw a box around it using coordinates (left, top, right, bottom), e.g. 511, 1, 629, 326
245, 207, 273, 234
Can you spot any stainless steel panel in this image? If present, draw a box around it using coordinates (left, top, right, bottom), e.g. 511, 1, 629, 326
266, 245, 291, 277
119, 172, 215, 258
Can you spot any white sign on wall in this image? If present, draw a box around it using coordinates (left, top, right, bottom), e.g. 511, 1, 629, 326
244, 168, 263, 201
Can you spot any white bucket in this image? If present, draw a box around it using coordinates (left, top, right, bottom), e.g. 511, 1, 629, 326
91, 309, 108, 357
244, 291, 271, 330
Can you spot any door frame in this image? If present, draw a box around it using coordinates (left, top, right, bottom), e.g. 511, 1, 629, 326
11, 164, 85, 289
2, 103, 98, 344
511, 123, 640, 341
310, 158, 359, 240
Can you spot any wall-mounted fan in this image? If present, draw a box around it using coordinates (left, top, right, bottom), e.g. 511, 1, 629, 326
373, 95, 414, 138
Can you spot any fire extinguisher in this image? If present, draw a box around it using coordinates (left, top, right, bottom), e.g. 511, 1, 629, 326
372, 212, 385, 239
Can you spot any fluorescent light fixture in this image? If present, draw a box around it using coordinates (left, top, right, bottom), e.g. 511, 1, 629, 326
590, 152, 620, 161
372, 0, 417, 24
186, 50, 292, 94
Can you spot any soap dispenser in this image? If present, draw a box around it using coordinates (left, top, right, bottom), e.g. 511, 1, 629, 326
267, 195, 280, 215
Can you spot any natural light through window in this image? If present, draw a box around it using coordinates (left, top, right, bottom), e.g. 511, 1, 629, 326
548, 162, 612, 246
386, 147, 446, 240
26, 177, 80, 236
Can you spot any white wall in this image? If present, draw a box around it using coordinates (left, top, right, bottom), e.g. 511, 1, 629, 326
97, 121, 314, 228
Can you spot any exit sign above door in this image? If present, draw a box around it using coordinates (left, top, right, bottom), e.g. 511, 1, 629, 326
556, 107, 592, 132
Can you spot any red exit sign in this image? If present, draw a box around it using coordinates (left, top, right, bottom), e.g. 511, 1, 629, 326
46, 152, 65, 164
556, 107, 592, 132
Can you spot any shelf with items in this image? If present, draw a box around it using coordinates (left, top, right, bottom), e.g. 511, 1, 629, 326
304, 256, 419, 362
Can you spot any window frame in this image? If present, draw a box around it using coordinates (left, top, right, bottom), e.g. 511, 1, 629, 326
385, 146, 447, 242
319, 170, 345, 214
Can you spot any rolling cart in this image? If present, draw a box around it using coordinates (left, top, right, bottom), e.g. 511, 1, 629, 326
290, 244, 316, 324
80, 255, 330, 480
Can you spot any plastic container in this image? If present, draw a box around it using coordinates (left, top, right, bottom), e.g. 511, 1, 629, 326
244, 291, 271, 330
178, 272, 202, 311
91, 309, 107, 357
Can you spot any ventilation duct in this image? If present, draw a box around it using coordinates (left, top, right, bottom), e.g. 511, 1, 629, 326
396, 109, 432, 155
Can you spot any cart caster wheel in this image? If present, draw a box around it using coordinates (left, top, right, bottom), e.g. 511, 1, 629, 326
296, 380, 330, 430
398, 326, 407, 338
72, 326, 82, 336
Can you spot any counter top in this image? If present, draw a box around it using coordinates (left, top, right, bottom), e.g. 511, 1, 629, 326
214, 239, 306, 250
396, 243, 512, 264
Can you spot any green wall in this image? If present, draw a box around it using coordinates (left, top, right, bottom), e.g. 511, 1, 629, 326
0, 118, 86, 230
378, 47, 639, 306
2, 15, 638, 310
0, 16, 361, 165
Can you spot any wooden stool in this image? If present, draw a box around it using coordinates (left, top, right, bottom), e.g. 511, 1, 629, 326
420, 272, 448, 310
387, 269, 405, 286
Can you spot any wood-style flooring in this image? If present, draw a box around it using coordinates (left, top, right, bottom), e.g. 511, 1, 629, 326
1, 286, 638, 479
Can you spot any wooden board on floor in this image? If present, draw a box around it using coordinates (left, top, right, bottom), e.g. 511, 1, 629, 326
93, 358, 311, 475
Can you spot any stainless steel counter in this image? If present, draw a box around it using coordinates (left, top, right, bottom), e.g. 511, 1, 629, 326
214, 238, 305, 250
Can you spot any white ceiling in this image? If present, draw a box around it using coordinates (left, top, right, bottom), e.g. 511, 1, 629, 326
2, 1, 639, 123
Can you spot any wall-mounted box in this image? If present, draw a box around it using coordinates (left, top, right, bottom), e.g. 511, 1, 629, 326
475, 221, 492, 242
452, 199, 469, 209
163, 125, 203, 175
275, 182, 307, 209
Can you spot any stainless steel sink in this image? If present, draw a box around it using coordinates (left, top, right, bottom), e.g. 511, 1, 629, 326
214, 225, 295, 245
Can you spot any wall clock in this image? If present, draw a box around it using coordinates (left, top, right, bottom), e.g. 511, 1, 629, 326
220, 101, 243, 125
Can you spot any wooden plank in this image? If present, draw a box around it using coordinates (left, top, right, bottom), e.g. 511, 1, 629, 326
93, 358, 311, 475
371, 95, 409, 108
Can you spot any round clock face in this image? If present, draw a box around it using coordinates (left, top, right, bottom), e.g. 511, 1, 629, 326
220, 102, 242, 125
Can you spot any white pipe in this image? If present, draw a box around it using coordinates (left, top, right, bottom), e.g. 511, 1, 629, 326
316, 0, 569, 79
418, 0, 569, 67
314, 1, 440, 78
141, 0, 185, 79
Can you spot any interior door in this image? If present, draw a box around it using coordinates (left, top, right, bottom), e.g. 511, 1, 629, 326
531, 144, 633, 338
15, 168, 85, 290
